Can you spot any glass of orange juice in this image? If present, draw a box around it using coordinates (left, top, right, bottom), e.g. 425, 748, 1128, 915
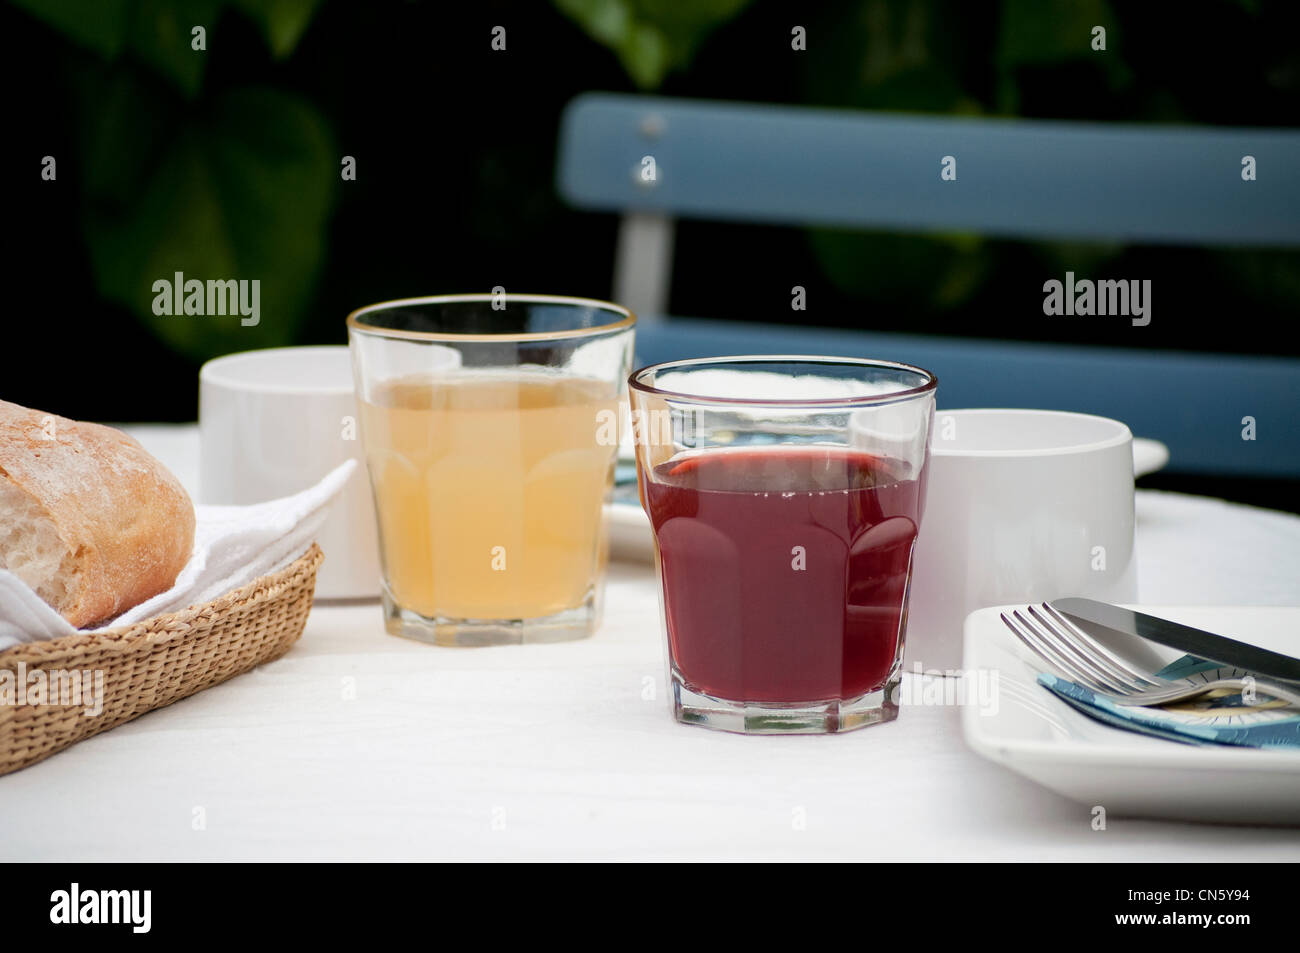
347, 294, 635, 645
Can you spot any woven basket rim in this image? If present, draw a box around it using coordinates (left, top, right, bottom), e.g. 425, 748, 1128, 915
0, 544, 324, 665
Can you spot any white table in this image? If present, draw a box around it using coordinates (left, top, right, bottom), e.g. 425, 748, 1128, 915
2, 426, 1298, 861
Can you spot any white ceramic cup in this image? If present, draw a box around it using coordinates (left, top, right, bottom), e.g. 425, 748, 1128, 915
199, 345, 408, 599
898, 409, 1138, 671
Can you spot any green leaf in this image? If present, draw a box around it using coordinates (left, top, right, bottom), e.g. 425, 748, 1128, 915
803, 0, 980, 114
12, 0, 245, 96
621, 22, 670, 89
82, 87, 339, 361
8, 0, 133, 59
553, 0, 753, 89
232, 0, 323, 58
126, 0, 225, 98
807, 229, 991, 311
67, 60, 178, 204
996, 0, 1115, 67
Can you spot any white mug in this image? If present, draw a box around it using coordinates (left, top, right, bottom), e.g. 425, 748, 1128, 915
199, 346, 407, 599
902, 409, 1138, 671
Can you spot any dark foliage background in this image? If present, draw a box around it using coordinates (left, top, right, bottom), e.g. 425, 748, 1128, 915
5, 0, 1298, 505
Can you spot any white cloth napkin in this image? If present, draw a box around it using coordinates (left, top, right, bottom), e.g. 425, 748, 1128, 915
0, 460, 356, 651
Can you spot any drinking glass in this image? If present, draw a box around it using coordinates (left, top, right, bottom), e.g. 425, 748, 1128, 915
629, 356, 937, 733
348, 294, 635, 645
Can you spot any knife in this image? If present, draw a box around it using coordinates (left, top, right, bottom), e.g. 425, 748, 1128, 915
1049, 597, 1300, 683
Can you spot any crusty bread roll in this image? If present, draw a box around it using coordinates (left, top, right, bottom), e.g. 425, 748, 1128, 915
0, 399, 195, 628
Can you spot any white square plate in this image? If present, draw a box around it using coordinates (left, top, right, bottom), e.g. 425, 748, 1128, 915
961, 604, 1300, 824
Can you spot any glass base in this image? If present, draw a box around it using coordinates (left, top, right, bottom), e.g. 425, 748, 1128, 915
671, 671, 900, 734
382, 590, 600, 646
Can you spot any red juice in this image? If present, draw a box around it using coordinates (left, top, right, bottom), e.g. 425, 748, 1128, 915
644, 446, 924, 703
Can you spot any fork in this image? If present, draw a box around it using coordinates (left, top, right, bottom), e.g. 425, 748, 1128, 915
1000, 603, 1300, 708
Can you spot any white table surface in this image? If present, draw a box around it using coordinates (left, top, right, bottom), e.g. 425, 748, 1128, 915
2, 425, 1299, 861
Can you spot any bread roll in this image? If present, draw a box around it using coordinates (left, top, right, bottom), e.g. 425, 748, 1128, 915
0, 400, 195, 628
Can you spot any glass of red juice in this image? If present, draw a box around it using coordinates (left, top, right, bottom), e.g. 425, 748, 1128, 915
629, 356, 937, 734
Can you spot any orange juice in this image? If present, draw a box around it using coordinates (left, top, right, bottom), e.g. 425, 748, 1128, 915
359, 373, 618, 620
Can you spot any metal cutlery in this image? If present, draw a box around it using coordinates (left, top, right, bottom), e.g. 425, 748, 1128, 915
1051, 597, 1300, 683
1001, 603, 1300, 708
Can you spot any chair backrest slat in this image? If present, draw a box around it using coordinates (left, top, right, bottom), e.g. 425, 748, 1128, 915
556, 93, 1300, 477
559, 93, 1300, 245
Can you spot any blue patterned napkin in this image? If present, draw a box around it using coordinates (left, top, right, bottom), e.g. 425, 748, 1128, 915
1038, 655, 1300, 749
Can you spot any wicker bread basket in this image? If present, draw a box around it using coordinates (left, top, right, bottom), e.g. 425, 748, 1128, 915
0, 543, 323, 776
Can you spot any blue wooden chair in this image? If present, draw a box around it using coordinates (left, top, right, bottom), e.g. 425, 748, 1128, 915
556, 93, 1300, 477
